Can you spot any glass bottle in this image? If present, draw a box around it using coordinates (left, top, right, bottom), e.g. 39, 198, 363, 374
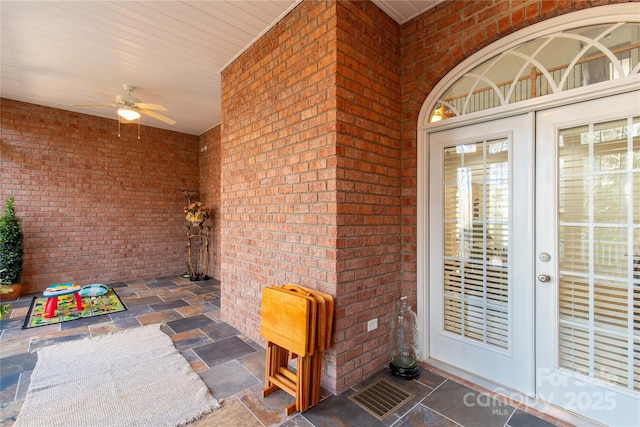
389, 296, 420, 378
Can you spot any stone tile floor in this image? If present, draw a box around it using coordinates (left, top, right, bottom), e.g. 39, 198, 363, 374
0, 276, 568, 427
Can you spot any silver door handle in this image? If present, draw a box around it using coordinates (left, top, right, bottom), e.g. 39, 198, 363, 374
537, 274, 551, 283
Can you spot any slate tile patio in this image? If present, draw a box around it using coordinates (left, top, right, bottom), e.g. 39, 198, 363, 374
0, 276, 566, 427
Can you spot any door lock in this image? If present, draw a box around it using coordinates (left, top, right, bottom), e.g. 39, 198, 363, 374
537, 274, 551, 283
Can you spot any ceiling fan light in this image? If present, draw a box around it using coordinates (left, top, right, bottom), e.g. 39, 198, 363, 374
117, 107, 140, 121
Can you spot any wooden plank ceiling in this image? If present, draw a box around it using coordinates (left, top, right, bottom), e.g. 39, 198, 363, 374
1, 0, 442, 135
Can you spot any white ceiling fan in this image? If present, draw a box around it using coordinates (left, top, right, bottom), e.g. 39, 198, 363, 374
73, 84, 176, 125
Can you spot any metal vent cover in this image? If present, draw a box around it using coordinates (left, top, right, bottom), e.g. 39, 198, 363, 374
348, 379, 414, 420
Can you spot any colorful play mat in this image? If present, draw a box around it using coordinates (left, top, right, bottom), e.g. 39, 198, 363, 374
23, 287, 127, 329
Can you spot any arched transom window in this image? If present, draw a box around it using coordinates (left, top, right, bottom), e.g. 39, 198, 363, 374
430, 22, 640, 122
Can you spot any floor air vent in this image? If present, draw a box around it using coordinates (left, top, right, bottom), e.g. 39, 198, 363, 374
348, 379, 414, 420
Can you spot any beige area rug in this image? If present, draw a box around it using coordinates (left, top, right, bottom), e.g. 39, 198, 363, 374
15, 324, 220, 427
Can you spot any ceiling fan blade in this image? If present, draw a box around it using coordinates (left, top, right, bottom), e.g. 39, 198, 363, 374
140, 109, 176, 125
91, 91, 119, 103
134, 103, 167, 111
72, 103, 117, 107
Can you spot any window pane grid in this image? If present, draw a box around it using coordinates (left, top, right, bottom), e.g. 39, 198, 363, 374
442, 139, 510, 350
558, 117, 639, 391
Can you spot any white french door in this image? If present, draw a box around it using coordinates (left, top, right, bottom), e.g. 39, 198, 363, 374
429, 114, 535, 394
535, 91, 640, 427
428, 91, 639, 426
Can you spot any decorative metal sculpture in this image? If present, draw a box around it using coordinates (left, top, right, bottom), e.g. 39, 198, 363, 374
181, 190, 211, 281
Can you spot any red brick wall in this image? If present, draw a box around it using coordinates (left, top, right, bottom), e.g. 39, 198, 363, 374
1, 99, 200, 294
220, 0, 339, 382
220, 0, 401, 393
333, 1, 401, 391
398, 0, 634, 301
199, 125, 221, 279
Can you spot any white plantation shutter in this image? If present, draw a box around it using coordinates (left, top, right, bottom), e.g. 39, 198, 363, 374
442, 138, 510, 350
557, 116, 639, 391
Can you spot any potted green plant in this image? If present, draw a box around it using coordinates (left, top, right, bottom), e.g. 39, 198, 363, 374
0, 197, 24, 301
0, 303, 8, 319
0, 270, 11, 318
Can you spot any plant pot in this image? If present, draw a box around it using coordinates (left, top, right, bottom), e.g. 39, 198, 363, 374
0, 283, 22, 301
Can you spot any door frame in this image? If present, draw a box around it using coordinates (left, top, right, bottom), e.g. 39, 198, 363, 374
417, 79, 639, 366
427, 114, 536, 395
417, 89, 640, 425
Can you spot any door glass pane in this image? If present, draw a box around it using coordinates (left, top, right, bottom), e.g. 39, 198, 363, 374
442, 138, 509, 350
557, 117, 639, 391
